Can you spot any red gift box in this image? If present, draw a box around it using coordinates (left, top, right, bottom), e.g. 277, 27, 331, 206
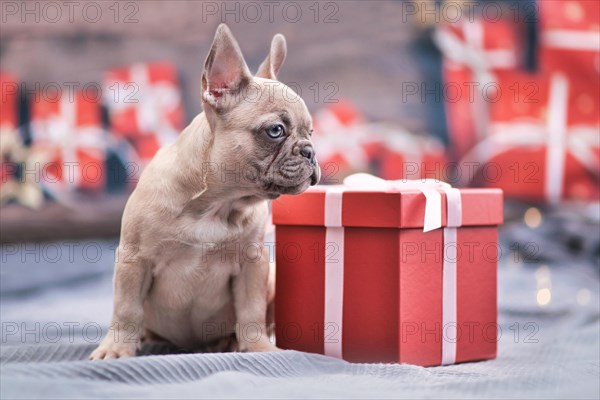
312, 101, 369, 182
30, 89, 106, 191
1, 72, 20, 191
273, 174, 503, 366
539, 0, 600, 83
104, 62, 184, 167
0, 72, 18, 131
461, 70, 600, 202
435, 17, 522, 158
313, 101, 449, 183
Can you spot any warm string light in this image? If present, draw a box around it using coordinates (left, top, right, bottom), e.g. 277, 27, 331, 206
524, 207, 543, 229
535, 265, 552, 307
524, 208, 593, 309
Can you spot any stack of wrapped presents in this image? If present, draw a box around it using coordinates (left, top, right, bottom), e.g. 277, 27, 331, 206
435, 0, 599, 203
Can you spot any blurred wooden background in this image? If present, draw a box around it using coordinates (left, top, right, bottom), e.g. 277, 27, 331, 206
0, 0, 439, 135
1, 0, 448, 242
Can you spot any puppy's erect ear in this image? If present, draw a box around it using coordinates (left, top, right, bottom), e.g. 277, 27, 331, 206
202, 24, 251, 113
256, 34, 287, 80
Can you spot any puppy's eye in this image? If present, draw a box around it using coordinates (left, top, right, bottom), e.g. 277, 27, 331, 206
266, 124, 285, 139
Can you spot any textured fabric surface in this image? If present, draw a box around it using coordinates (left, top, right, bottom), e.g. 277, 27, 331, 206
1, 239, 599, 399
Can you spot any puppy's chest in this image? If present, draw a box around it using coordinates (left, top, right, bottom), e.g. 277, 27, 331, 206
153, 207, 257, 286
181, 200, 261, 248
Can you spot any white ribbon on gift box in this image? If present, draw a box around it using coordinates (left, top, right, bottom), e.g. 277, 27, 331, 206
459, 73, 600, 204
322, 173, 462, 364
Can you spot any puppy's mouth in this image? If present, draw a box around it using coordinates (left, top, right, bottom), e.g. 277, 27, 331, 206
261, 164, 319, 198
262, 180, 308, 197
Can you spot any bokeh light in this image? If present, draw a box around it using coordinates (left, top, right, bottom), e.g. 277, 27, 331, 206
537, 288, 552, 307
535, 265, 552, 307
524, 207, 543, 229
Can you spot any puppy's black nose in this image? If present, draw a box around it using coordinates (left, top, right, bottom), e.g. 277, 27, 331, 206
300, 145, 316, 164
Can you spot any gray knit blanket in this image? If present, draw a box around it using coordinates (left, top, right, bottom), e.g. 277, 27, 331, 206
1, 238, 598, 399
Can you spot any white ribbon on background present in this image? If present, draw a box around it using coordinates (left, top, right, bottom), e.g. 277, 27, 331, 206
314, 118, 447, 181
434, 20, 517, 84
542, 30, 600, 52
312, 108, 371, 172
31, 95, 106, 193
129, 63, 181, 149
322, 173, 463, 364
434, 19, 518, 145
368, 124, 446, 170
104, 63, 181, 167
459, 73, 600, 203
545, 74, 569, 204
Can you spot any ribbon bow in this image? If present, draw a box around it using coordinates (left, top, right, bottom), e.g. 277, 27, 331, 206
341, 173, 462, 232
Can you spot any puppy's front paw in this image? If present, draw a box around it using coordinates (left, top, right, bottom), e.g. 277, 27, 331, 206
89, 341, 137, 360
239, 340, 281, 353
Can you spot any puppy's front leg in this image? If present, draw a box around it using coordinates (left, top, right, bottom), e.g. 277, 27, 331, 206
233, 245, 278, 352
90, 251, 152, 360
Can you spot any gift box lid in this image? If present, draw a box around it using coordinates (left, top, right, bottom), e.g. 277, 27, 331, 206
272, 186, 503, 228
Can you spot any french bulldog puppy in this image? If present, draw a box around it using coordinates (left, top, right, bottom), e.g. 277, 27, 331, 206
90, 24, 319, 359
